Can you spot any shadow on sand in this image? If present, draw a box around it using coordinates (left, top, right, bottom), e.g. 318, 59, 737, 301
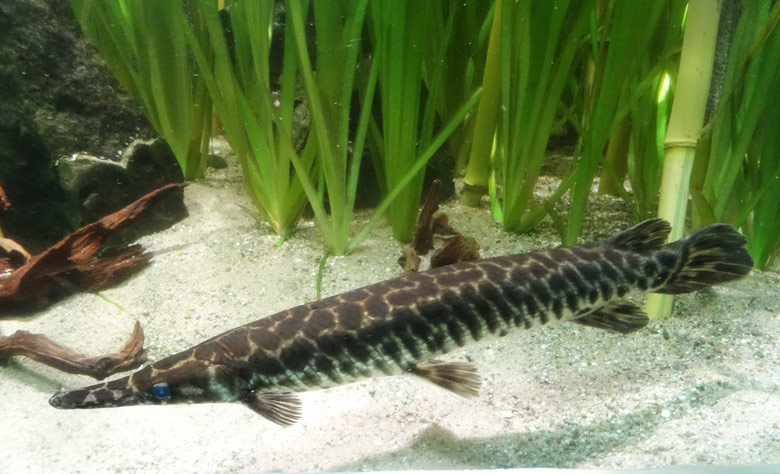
337, 381, 737, 470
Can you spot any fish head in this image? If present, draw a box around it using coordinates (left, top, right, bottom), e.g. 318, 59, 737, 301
49, 374, 148, 409
50, 351, 243, 409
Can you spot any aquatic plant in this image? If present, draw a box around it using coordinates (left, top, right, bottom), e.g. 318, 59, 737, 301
565, 1, 679, 244
369, 0, 436, 242
71, 0, 779, 271
283, 0, 480, 254
488, 0, 590, 236
691, 0, 780, 270
430, 2, 493, 177
70, 0, 213, 180
177, 0, 312, 239
368, 0, 483, 242
281, 0, 374, 255
599, 2, 687, 223
168, 0, 480, 254
646, 0, 722, 319
462, 1, 679, 242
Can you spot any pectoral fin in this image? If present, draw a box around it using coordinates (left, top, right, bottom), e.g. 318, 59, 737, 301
241, 391, 302, 426
574, 301, 649, 334
410, 359, 481, 397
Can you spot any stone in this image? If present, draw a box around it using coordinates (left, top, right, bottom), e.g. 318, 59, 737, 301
0, 0, 155, 252
56, 138, 186, 235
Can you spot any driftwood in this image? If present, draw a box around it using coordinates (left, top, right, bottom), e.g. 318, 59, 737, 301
397, 246, 422, 275
0, 183, 182, 378
0, 183, 184, 313
430, 235, 481, 268
399, 179, 481, 274
410, 179, 442, 256
0, 321, 147, 379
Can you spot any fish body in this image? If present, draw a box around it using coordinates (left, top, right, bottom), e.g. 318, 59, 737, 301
49, 219, 753, 425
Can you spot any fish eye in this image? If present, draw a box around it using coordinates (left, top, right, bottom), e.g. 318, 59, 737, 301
152, 383, 171, 401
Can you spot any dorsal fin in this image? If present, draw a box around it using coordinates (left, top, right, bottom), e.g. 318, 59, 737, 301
603, 219, 671, 251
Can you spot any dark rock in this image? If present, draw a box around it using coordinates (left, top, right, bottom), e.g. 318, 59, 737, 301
0, 0, 156, 252
122, 138, 183, 192
207, 153, 229, 170
56, 138, 185, 230
56, 155, 127, 228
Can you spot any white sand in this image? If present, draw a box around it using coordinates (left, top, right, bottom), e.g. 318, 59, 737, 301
2, 155, 779, 472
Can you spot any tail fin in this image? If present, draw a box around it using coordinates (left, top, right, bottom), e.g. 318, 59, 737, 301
656, 224, 754, 294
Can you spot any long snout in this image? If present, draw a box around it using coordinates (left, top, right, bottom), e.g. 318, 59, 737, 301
49, 375, 146, 409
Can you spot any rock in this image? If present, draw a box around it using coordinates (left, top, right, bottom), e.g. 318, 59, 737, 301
207, 154, 229, 170
56, 154, 127, 227
56, 138, 186, 234
0, 0, 155, 252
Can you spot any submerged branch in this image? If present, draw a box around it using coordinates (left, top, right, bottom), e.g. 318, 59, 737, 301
0, 321, 147, 380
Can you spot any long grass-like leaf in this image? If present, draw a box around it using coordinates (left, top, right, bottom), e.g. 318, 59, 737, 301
495, 0, 589, 234
693, 0, 780, 269
346, 88, 482, 254
702, 1, 780, 221
286, 0, 370, 254
369, 0, 429, 242
177, 0, 311, 237
70, 0, 212, 180
566, 1, 667, 244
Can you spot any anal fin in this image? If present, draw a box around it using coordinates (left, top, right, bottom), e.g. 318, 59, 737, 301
241, 391, 302, 427
574, 301, 649, 334
410, 359, 481, 397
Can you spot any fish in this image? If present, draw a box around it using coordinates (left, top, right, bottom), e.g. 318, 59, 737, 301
49, 219, 753, 426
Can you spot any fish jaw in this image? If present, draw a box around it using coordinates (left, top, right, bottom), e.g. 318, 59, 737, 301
49, 375, 149, 409
49, 361, 245, 409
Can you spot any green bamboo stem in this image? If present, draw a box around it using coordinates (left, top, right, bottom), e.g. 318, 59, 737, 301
646, 0, 722, 320
461, 0, 502, 207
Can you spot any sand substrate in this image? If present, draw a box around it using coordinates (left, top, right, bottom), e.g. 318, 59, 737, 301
2, 155, 779, 472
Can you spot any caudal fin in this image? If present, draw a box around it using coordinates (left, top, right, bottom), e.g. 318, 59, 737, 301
656, 223, 754, 295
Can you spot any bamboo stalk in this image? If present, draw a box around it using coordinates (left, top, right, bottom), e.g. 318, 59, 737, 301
461, 0, 502, 207
646, 0, 722, 320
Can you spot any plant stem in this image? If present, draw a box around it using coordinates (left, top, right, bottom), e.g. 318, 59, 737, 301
461, 0, 502, 207
599, 115, 631, 196
646, 0, 722, 320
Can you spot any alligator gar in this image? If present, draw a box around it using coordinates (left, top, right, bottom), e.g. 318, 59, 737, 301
49, 219, 753, 425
